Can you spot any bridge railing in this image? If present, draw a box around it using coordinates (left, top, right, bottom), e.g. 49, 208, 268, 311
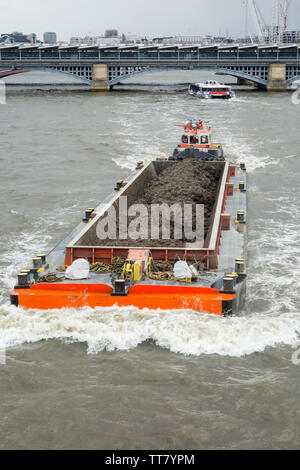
0, 44, 299, 62
0, 56, 300, 65
0, 49, 299, 63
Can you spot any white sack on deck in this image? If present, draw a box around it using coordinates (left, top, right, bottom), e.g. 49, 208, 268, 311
173, 261, 193, 279
65, 259, 90, 280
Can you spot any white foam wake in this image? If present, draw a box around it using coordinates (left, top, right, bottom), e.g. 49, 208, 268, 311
0, 303, 300, 357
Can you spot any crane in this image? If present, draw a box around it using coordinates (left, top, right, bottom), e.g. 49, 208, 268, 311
271, 0, 292, 42
244, 0, 292, 44
271, 0, 280, 42
249, 0, 267, 44
280, 0, 291, 30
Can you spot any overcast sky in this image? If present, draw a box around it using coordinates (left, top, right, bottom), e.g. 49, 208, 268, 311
1, 0, 299, 41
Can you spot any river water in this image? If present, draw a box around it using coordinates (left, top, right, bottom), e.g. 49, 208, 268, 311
0, 71, 300, 450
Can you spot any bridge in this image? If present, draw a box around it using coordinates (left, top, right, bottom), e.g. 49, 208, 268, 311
0, 43, 300, 91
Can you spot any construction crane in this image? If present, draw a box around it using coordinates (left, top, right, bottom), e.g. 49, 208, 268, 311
271, 0, 292, 43
280, 0, 291, 30
271, 0, 280, 42
248, 0, 267, 44
244, 0, 292, 44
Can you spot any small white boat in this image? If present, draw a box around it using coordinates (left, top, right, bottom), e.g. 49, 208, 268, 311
189, 80, 235, 100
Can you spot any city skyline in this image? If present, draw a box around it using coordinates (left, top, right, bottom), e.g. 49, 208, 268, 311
1, 0, 299, 42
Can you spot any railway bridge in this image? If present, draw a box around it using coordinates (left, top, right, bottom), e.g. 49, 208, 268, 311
0, 43, 300, 91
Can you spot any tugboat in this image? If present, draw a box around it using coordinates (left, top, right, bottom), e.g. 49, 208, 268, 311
10, 120, 247, 316
170, 119, 224, 161
189, 80, 235, 99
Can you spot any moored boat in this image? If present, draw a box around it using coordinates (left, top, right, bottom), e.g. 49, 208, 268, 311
10, 120, 247, 316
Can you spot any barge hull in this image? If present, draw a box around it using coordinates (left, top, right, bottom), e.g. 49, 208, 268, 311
11, 284, 235, 314
10, 153, 247, 315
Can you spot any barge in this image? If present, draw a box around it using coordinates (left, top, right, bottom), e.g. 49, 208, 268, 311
10, 120, 247, 316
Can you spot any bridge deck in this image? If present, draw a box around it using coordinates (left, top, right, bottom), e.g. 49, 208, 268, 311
1, 43, 299, 87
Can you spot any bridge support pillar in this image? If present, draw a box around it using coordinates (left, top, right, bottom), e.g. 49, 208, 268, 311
267, 64, 287, 91
91, 64, 109, 91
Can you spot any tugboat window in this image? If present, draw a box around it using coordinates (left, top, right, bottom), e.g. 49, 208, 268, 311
201, 136, 208, 144
190, 136, 199, 144
181, 135, 188, 144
